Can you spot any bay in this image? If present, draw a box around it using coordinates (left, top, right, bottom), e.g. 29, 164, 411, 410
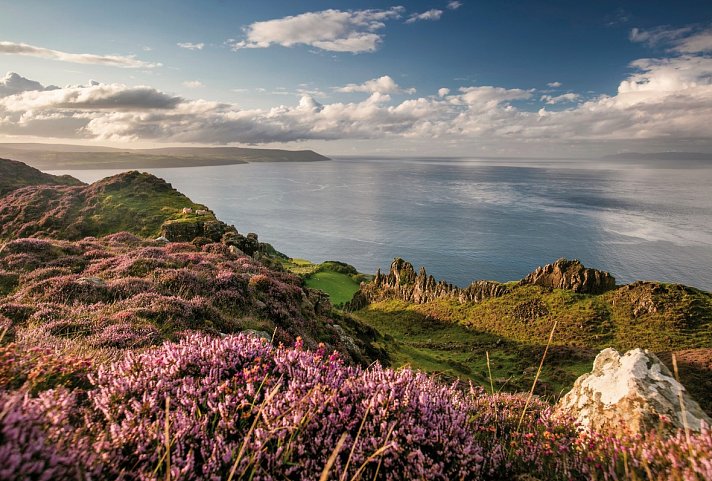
48, 157, 712, 291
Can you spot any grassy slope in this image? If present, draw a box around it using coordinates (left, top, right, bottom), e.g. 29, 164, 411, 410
306, 271, 361, 306
0, 170, 217, 240
0, 158, 83, 196
280, 258, 364, 307
352, 282, 712, 406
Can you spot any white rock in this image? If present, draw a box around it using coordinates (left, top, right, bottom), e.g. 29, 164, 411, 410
556, 347, 710, 435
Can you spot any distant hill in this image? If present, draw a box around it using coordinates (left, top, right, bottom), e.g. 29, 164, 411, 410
0, 143, 330, 170
603, 151, 712, 161
0, 157, 83, 196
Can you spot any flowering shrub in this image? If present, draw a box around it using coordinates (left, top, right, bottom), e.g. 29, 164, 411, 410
0, 333, 709, 480
0, 235, 360, 360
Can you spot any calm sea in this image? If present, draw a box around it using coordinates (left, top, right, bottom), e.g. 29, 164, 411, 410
48, 157, 712, 291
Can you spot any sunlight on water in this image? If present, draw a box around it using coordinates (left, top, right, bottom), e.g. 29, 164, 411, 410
49, 157, 712, 290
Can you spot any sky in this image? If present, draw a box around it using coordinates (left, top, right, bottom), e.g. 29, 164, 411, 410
1, 0, 712, 157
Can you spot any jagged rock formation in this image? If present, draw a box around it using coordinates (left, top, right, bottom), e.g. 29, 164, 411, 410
520, 258, 616, 294
348, 257, 616, 310
556, 348, 711, 435
160, 218, 237, 243
347, 258, 510, 309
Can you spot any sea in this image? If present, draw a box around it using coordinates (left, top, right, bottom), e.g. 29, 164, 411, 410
48, 157, 712, 291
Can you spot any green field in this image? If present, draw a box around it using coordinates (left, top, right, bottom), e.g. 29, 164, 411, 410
305, 271, 362, 306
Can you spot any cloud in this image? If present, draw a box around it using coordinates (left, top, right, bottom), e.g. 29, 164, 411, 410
540, 92, 580, 104
182, 80, 204, 88
177, 42, 205, 51
336, 76, 416, 94
229, 7, 404, 53
3, 48, 712, 151
447, 1, 462, 10
629, 25, 712, 53
405, 9, 443, 24
0, 72, 58, 98
547, 81, 562, 88
0, 41, 160, 68
0, 81, 181, 112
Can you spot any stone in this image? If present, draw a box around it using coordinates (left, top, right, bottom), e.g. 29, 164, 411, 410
76, 276, 106, 287
556, 347, 711, 435
154, 236, 169, 243
521, 258, 616, 294
346, 257, 510, 309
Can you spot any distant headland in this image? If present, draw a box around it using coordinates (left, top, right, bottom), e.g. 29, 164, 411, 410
0, 143, 330, 170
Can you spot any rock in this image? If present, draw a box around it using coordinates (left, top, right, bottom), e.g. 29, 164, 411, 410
243, 329, 272, 342
154, 236, 169, 243
521, 258, 616, 294
347, 258, 510, 309
76, 276, 106, 287
556, 347, 711, 435
161, 218, 237, 243
222, 231, 259, 256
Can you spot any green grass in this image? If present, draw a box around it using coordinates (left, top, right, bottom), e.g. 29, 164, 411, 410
352, 299, 595, 398
305, 271, 361, 306
89, 173, 213, 238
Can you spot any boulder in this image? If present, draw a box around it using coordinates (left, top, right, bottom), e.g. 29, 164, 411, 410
521, 258, 616, 294
556, 347, 711, 435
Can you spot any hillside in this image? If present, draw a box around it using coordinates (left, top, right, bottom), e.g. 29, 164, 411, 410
0, 157, 83, 196
0, 143, 330, 170
0, 170, 233, 240
348, 258, 712, 412
0, 160, 710, 480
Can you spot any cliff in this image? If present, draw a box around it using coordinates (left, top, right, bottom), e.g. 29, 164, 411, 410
0, 157, 83, 196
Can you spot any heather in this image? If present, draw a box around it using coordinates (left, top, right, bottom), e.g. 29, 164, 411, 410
1, 333, 710, 480
0, 170, 218, 240
0, 235, 381, 364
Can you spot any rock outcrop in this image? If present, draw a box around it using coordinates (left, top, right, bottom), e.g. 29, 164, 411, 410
347, 258, 510, 309
556, 348, 711, 435
520, 258, 616, 294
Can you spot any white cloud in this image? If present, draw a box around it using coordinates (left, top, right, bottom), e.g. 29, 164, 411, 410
3, 48, 712, 151
629, 25, 712, 53
182, 80, 204, 88
336, 76, 416, 94
405, 9, 443, 24
447, 1, 463, 10
547, 81, 562, 88
177, 42, 205, 51
0, 41, 160, 68
540, 92, 580, 104
229, 7, 404, 53
0, 72, 57, 98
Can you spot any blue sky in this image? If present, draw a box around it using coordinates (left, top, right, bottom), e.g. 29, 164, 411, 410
1, 1, 712, 156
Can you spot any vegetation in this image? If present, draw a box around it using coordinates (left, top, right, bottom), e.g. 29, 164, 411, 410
0, 170, 219, 240
0, 157, 82, 196
280, 258, 367, 307
352, 281, 712, 413
2, 333, 710, 481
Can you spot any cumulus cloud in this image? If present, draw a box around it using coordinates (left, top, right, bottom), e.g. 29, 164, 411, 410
229, 7, 404, 53
336, 76, 416, 94
547, 81, 562, 88
177, 42, 205, 50
447, 1, 463, 10
3, 45, 712, 150
0, 41, 160, 68
182, 80, 204, 88
0, 72, 58, 98
540, 92, 580, 104
405, 9, 443, 24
